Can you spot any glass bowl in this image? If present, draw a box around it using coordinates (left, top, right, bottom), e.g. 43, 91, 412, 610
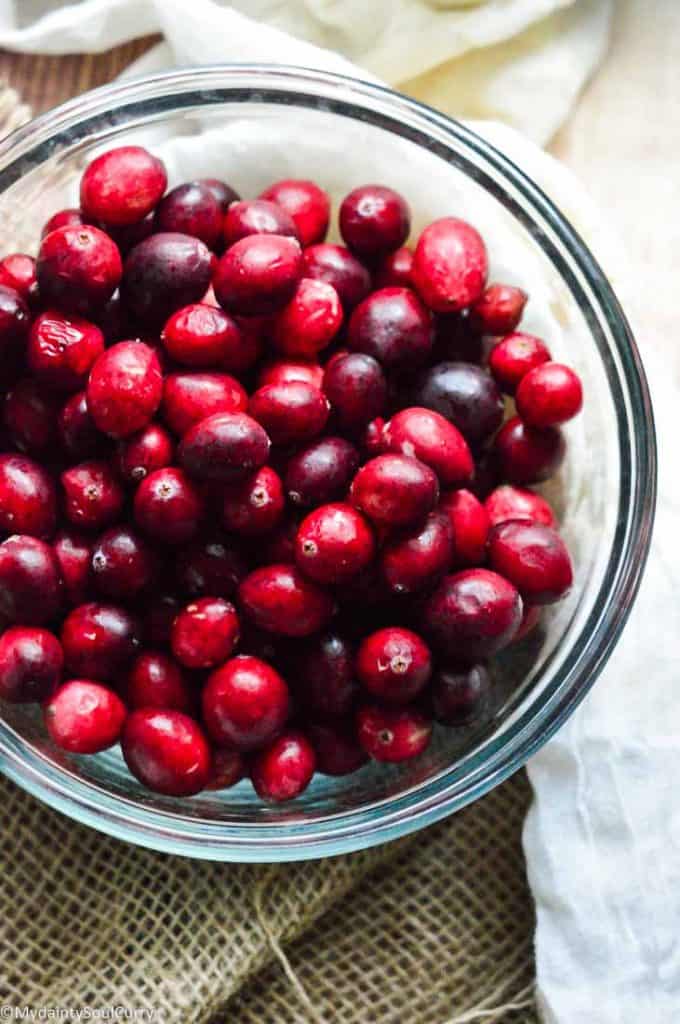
0, 65, 655, 861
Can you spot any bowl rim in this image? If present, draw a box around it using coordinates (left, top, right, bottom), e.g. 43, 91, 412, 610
0, 63, 657, 861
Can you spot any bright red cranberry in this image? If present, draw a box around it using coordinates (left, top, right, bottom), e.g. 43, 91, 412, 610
493, 416, 565, 485
0, 284, 31, 378
41, 208, 84, 238
0, 253, 38, 304
0, 626, 63, 703
431, 661, 491, 726
170, 597, 240, 669
125, 652, 191, 713
258, 358, 323, 391
488, 521, 573, 604
382, 407, 474, 487
488, 332, 551, 395
36, 225, 122, 317
175, 536, 246, 599
470, 284, 527, 335
295, 503, 375, 585
115, 423, 174, 483
52, 529, 92, 604
222, 466, 285, 536
122, 708, 211, 796
133, 467, 205, 545
374, 246, 413, 288
161, 303, 243, 369
143, 594, 181, 649
249, 382, 329, 446
5, 379, 59, 456
0, 535, 62, 624
322, 352, 387, 432
200, 178, 239, 213
290, 630, 358, 719
272, 278, 342, 357
0, 453, 56, 538
61, 602, 140, 679
80, 146, 167, 226
484, 484, 556, 528
250, 730, 316, 802
202, 654, 290, 750
285, 436, 359, 508
357, 627, 431, 704
206, 747, 246, 790
179, 411, 270, 482
438, 489, 490, 567
61, 460, 124, 531
513, 603, 542, 643
348, 287, 433, 370
223, 199, 298, 246
412, 217, 487, 313
28, 310, 105, 391
154, 182, 223, 249
381, 511, 453, 595
356, 704, 432, 763
57, 391, 107, 461
516, 362, 583, 428
121, 233, 213, 327
87, 341, 162, 439
302, 243, 371, 311
91, 526, 155, 599
410, 362, 504, 445
350, 454, 439, 528
44, 679, 126, 754
238, 564, 334, 637
339, 185, 410, 260
161, 371, 247, 437
421, 568, 522, 659
307, 719, 368, 775
259, 179, 330, 246
213, 234, 303, 317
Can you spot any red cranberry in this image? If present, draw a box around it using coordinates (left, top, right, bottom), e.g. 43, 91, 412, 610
488, 521, 573, 604
134, 467, 205, 545
202, 654, 290, 750
44, 679, 126, 754
143, 594, 181, 649
412, 217, 487, 313
91, 526, 155, 599
356, 704, 432, 763
238, 564, 334, 637
53, 529, 92, 604
28, 310, 105, 391
0, 626, 63, 703
348, 287, 433, 370
484, 484, 556, 528
5, 379, 59, 456
179, 411, 270, 482
260, 179, 330, 246
87, 341, 162, 438
171, 597, 240, 669
36, 226, 122, 317
339, 185, 410, 260
61, 460, 124, 531
198, 178, 239, 211
0, 453, 56, 538
374, 246, 414, 288
290, 630, 358, 719
382, 407, 474, 487
175, 537, 246, 599
488, 332, 551, 395
80, 146, 167, 226
493, 416, 566, 485
122, 709, 211, 796
213, 234, 303, 317
223, 199, 298, 246
60, 601, 140, 679
121, 233, 213, 327
410, 362, 504, 445
381, 511, 453, 595
0, 535, 62, 624
125, 652, 191, 713
206, 747, 246, 790
295, 503, 375, 585
42, 208, 84, 238
307, 719, 368, 775
219, 318, 263, 375
116, 423, 174, 483
431, 661, 491, 726
516, 362, 583, 428
0, 284, 31, 378
363, 417, 387, 457
249, 382, 329, 446
154, 182, 223, 249
161, 303, 242, 368
250, 730, 316, 802
258, 358, 324, 390
513, 603, 542, 643
302, 243, 371, 311
350, 454, 439, 528
421, 568, 522, 659
357, 627, 431, 703
0, 254, 38, 305
58, 391, 107, 461
322, 352, 387, 432
272, 278, 342, 357
438, 489, 490, 567
470, 284, 527, 335
222, 465, 285, 536
285, 436, 359, 508
162, 371, 248, 436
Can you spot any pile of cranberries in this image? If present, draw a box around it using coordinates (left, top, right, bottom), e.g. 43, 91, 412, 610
0, 145, 583, 803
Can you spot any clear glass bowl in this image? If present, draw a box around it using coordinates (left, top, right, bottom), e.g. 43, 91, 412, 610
0, 65, 656, 861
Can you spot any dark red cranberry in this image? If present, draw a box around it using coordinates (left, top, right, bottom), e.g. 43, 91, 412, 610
362, 417, 386, 457
222, 465, 285, 536
410, 362, 504, 445
0, 254, 38, 305
161, 303, 243, 368
516, 362, 583, 428
412, 217, 487, 313
200, 178, 240, 213
487, 521, 573, 604
171, 597, 240, 669
0, 284, 31, 379
61, 460, 124, 531
432, 311, 484, 364
52, 529, 92, 604
223, 199, 298, 246
302, 243, 371, 311
493, 416, 566, 485
431, 661, 491, 726
206, 747, 246, 790
220, 317, 263, 375
134, 467, 205, 545
0, 453, 56, 538
213, 234, 303, 317
99, 215, 155, 257
381, 511, 453, 595
121, 233, 213, 327
488, 332, 551, 394
58, 391, 107, 461
484, 485, 556, 528
28, 310, 105, 391
80, 146, 167, 226
250, 730, 316, 802
143, 594, 181, 649
439, 489, 490, 567
290, 631, 358, 719
382, 407, 474, 486
420, 568, 522, 659
125, 652, 191, 713
44, 679, 126, 753
238, 564, 334, 637
202, 654, 290, 750
272, 278, 342, 357
116, 423, 174, 483
122, 708, 211, 796
322, 352, 387, 432
41, 208, 84, 238
374, 246, 413, 288
356, 704, 432, 762
161, 371, 248, 436
91, 526, 155, 599
87, 341, 162, 438
513, 603, 542, 643
249, 382, 329, 446
174, 536, 246, 598
36, 225, 122, 317
339, 185, 410, 260
60, 601, 140, 680
179, 411, 270, 482
0, 626, 63, 703
256, 518, 299, 566
154, 182, 223, 249
307, 719, 368, 775
0, 536, 62, 624
350, 454, 439, 528
295, 503, 375, 585
96, 292, 132, 344
5, 380, 59, 456
285, 436, 359, 508
348, 287, 433, 370
357, 627, 431, 703
258, 358, 324, 390
470, 283, 527, 335
259, 179, 330, 246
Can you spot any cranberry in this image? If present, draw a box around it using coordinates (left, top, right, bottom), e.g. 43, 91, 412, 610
202, 654, 290, 750
61, 460, 124, 531
421, 568, 522, 659
91, 526, 155, 599
374, 246, 414, 289
348, 287, 433, 370
356, 704, 432, 763
87, 341, 162, 438
116, 423, 174, 483
439, 489, 490, 567
44, 679, 126, 754
381, 511, 453, 595
382, 407, 474, 487
98, 216, 155, 257
363, 417, 387, 457
0, 254, 38, 304
493, 416, 565, 485
213, 234, 303, 317
290, 630, 358, 719
36, 225, 122, 317
0, 284, 31, 376
250, 730, 316, 802
61, 601, 140, 679
488, 521, 573, 604
285, 436, 359, 508
179, 411, 270, 482
206, 747, 246, 790
175, 536, 246, 599
125, 652, 191, 712
302, 243, 371, 311
122, 709, 211, 796
162, 371, 248, 436
171, 596, 239, 669
488, 332, 551, 395
220, 318, 263, 375
272, 278, 342, 357
350, 454, 439, 528
58, 391, 107, 461
357, 627, 431, 704
249, 382, 329, 446
121, 233, 213, 327
223, 199, 298, 246
154, 182, 223, 250
412, 217, 487, 313
307, 719, 368, 775
143, 594, 181, 649
28, 310, 105, 391
470, 284, 527, 335
295, 503, 375, 585
238, 564, 334, 637
5, 380, 59, 456
200, 178, 240, 213
256, 518, 299, 566
484, 484, 556, 528
513, 603, 542, 643
162, 304, 243, 368
259, 179, 330, 246
222, 465, 285, 536
42, 208, 84, 238
258, 358, 324, 390
53, 529, 92, 604
0, 453, 56, 538
322, 352, 387, 432
410, 362, 504, 445
339, 185, 410, 260
97, 292, 133, 344
0, 535, 62, 624
80, 146, 167, 226
134, 467, 204, 545
516, 362, 583, 428
431, 661, 491, 726
0, 626, 63, 703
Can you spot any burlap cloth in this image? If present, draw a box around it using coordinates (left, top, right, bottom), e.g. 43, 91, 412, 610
0, 76, 537, 1024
